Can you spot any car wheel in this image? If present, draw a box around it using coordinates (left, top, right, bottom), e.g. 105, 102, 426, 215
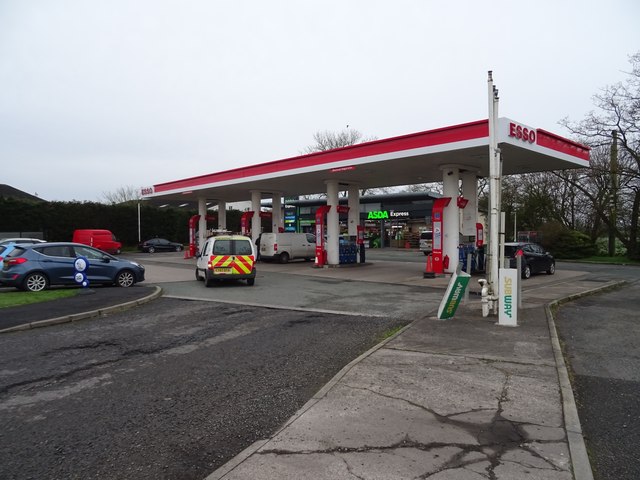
148, 246, 155, 254
547, 262, 556, 275
247, 278, 255, 286
279, 252, 290, 264
23, 272, 49, 292
116, 270, 135, 287
522, 264, 531, 280
176, 245, 183, 252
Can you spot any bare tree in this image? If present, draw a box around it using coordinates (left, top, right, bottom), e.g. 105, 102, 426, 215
559, 52, 640, 258
303, 128, 376, 153
102, 185, 141, 205
302, 128, 389, 197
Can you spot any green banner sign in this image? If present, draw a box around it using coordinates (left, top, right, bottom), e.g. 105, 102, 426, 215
437, 271, 471, 319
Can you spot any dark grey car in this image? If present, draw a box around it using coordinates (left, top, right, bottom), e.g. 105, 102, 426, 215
137, 238, 184, 253
504, 242, 555, 279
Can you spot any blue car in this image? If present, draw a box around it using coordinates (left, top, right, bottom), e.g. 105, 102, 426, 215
1, 242, 145, 292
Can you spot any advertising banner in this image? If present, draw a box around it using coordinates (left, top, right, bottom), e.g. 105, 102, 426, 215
498, 268, 518, 326
437, 270, 471, 319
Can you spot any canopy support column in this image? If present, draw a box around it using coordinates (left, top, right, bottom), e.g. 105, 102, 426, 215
347, 185, 360, 238
250, 190, 262, 243
441, 166, 460, 273
217, 201, 227, 230
325, 180, 340, 266
198, 197, 207, 249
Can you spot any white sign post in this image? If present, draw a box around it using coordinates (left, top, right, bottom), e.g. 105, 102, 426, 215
498, 268, 518, 326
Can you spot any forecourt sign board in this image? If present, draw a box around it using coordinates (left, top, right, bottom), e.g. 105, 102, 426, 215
498, 268, 518, 326
437, 270, 471, 319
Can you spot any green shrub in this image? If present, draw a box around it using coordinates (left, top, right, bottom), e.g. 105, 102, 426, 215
551, 230, 598, 259
595, 237, 627, 256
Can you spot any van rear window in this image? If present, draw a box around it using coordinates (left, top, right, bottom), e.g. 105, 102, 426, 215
235, 240, 252, 255
213, 240, 232, 255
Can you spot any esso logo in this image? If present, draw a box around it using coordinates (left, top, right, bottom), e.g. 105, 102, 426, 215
508, 122, 536, 143
141, 186, 154, 195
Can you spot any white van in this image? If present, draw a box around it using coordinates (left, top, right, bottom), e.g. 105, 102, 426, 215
195, 235, 257, 286
419, 230, 433, 255
260, 232, 316, 263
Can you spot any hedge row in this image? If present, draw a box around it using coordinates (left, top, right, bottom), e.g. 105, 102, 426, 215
0, 198, 249, 247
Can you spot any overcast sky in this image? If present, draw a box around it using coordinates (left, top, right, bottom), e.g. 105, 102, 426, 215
1, 0, 639, 202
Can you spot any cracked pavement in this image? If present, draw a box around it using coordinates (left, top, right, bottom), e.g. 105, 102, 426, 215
210, 306, 573, 480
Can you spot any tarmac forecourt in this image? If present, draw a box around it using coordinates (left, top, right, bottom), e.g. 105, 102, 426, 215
135, 252, 611, 479
3, 251, 621, 479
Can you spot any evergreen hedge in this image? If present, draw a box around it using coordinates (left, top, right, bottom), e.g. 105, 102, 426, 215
0, 198, 248, 247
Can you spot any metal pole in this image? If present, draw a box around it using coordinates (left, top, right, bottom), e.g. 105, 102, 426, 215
487, 71, 501, 300
500, 211, 506, 270
137, 201, 141, 243
516, 254, 522, 309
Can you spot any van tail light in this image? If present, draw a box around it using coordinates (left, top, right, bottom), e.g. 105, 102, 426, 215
273, 243, 278, 252
6, 257, 28, 266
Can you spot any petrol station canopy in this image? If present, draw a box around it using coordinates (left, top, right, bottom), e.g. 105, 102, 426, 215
142, 117, 590, 204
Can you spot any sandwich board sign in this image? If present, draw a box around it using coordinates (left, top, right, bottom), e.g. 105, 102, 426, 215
437, 270, 471, 319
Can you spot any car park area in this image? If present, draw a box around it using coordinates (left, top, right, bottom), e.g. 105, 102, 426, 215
1, 249, 637, 480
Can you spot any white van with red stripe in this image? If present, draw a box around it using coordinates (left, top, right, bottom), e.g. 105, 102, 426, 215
195, 235, 257, 286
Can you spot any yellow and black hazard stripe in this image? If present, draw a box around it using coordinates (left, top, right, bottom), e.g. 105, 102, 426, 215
208, 255, 255, 275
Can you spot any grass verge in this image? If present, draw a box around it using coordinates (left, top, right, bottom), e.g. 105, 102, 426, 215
569, 256, 640, 265
0, 289, 79, 308
378, 324, 407, 342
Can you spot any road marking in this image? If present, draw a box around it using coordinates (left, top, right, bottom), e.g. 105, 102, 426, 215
162, 294, 388, 318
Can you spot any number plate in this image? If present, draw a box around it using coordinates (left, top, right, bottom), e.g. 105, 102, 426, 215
213, 268, 232, 274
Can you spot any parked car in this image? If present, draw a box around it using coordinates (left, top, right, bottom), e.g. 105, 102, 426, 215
0, 238, 46, 246
72, 229, 122, 254
1, 242, 145, 292
195, 235, 256, 286
259, 232, 316, 263
0, 242, 21, 263
138, 238, 184, 253
419, 230, 433, 255
504, 242, 555, 279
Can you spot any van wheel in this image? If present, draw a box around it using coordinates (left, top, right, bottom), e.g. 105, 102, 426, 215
195, 268, 203, 281
279, 252, 290, 264
423, 251, 429, 256
205, 272, 214, 287
247, 278, 255, 286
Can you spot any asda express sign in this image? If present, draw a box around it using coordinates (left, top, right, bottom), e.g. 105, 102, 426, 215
367, 210, 410, 220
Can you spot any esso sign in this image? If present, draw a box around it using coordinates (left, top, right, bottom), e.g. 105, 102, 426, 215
508, 122, 536, 143
141, 186, 154, 196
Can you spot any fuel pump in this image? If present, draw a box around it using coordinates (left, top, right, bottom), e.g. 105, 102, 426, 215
240, 211, 254, 236
314, 205, 331, 267
357, 225, 365, 263
431, 198, 451, 274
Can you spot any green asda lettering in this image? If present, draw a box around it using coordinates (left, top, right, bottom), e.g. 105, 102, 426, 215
368, 211, 389, 220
